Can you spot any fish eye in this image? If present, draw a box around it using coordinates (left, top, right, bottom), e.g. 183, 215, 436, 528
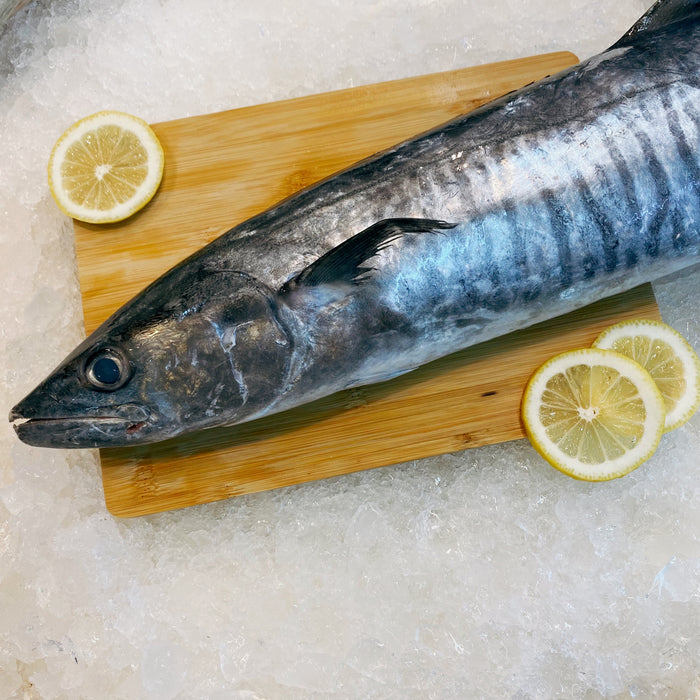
84, 348, 131, 391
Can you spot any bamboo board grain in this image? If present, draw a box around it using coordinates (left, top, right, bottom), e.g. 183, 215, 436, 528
70, 51, 664, 517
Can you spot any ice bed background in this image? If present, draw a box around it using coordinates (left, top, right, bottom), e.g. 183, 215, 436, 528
1, 0, 700, 697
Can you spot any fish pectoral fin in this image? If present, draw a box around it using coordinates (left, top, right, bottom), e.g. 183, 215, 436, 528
613, 0, 700, 48
279, 217, 456, 293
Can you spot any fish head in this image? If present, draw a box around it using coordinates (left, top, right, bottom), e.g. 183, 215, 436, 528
10, 268, 294, 448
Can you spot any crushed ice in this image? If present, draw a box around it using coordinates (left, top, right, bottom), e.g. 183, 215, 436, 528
1, 0, 699, 697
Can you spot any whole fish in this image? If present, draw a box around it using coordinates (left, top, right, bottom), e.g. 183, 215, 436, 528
10, 0, 700, 448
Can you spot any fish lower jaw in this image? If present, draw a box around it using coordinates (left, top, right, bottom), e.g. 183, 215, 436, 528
12, 415, 152, 449
13, 415, 131, 427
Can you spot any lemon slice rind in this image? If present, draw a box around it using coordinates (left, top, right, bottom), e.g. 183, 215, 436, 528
593, 319, 700, 433
522, 348, 666, 481
47, 111, 164, 224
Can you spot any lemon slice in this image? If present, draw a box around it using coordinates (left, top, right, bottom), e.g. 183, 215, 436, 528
522, 348, 666, 481
47, 111, 164, 224
593, 319, 700, 432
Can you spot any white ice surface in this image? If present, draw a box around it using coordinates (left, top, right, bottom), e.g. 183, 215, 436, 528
2, 0, 700, 698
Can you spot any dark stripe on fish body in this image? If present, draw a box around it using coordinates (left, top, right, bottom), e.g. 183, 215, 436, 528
572, 172, 619, 274
600, 131, 642, 235
471, 211, 511, 313
475, 154, 509, 312
556, 130, 606, 279
599, 132, 645, 268
678, 93, 700, 135
632, 128, 671, 258
666, 91, 700, 250
484, 242, 511, 312
661, 94, 700, 170
624, 248, 639, 268
661, 91, 700, 190
502, 198, 544, 304
502, 198, 529, 273
582, 255, 598, 279
540, 187, 574, 289
637, 92, 699, 257
673, 90, 700, 250
670, 206, 687, 251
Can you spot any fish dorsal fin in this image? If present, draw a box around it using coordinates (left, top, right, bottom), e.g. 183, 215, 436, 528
280, 218, 456, 293
612, 0, 700, 48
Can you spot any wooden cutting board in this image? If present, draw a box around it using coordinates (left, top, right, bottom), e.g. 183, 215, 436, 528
72, 51, 662, 517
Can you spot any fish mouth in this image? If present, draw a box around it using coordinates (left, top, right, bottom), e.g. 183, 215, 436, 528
9, 404, 152, 449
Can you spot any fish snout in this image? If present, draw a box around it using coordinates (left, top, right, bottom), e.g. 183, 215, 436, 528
8, 402, 26, 424
9, 391, 45, 424
10, 395, 154, 449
